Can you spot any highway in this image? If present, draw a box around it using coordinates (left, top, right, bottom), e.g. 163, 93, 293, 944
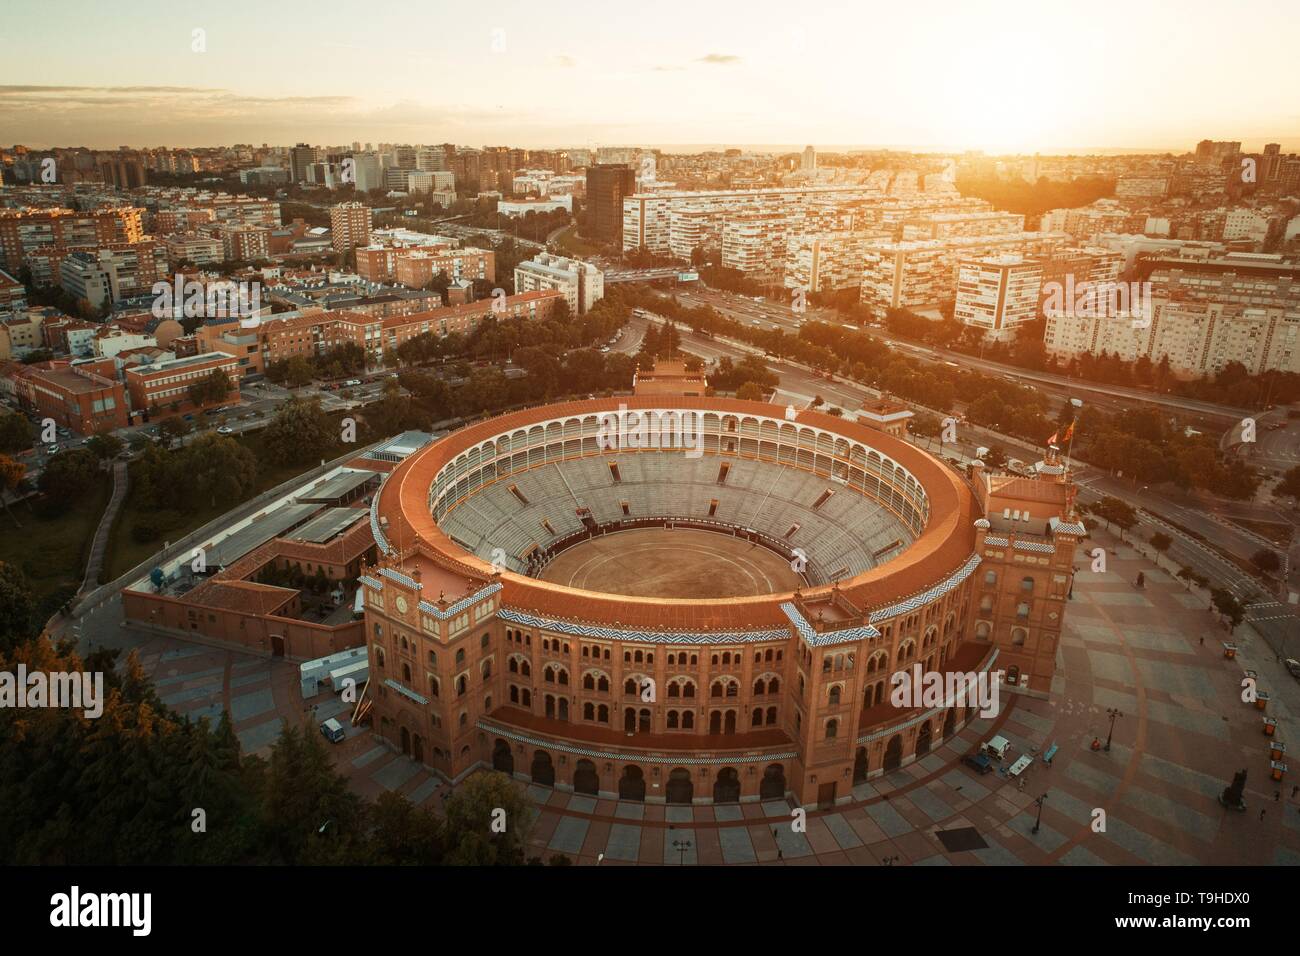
673, 287, 1256, 423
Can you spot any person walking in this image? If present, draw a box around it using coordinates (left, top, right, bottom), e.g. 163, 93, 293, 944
1260, 808, 1266, 822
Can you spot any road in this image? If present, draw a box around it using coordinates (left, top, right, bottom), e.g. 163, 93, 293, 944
674, 287, 1255, 425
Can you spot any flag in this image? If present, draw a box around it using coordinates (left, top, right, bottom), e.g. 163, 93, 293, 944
1047, 431, 1058, 445
1062, 422, 1075, 443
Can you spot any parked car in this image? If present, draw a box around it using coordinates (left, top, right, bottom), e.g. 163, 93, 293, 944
343, 379, 362, 387
963, 752, 994, 775
1284, 658, 1300, 681
216, 426, 234, 435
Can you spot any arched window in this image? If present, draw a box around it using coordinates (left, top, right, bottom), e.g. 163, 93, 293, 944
829, 685, 841, 706
583, 673, 595, 690
682, 711, 694, 729
668, 682, 680, 698
624, 678, 637, 695
751, 707, 763, 726
402, 663, 411, 682
456, 675, 467, 695
509, 685, 519, 704
455, 649, 465, 666
1021, 576, 1034, 592
826, 718, 838, 739
598, 675, 609, 692
521, 660, 531, 677
768, 677, 780, 694
667, 710, 679, 729
509, 657, 518, 673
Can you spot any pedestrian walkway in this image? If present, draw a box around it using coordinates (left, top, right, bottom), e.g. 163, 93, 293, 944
80, 458, 128, 594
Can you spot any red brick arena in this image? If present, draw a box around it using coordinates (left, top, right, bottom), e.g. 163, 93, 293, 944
359, 396, 1079, 807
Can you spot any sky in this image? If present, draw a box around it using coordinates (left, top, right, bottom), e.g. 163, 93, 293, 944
2, 0, 1298, 154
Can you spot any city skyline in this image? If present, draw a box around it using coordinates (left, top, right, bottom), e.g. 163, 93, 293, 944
3, 0, 1299, 152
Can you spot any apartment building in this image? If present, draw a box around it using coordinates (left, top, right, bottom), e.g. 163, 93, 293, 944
784, 231, 886, 293
407, 170, 455, 194
622, 184, 886, 254
0, 206, 144, 272
0, 310, 49, 360
1038, 200, 1143, 242
721, 213, 790, 281
214, 223, 271, 262
56, 241, 169, 309
860, 231, 1070, 312
954, 255, 1044, 340
216, 291, 565, 369
125, 351, 242, 417
11, 359, 129, 434
513, 253, 604, 314
901, 210, 1024, 241
166, 232, 225, 266
0, 268, 27, 314
330, 202, 373, 253
389, 247, 495, 288
1043, 257, 1300, 378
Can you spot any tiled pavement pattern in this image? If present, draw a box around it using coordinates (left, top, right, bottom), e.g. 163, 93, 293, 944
108, 524, 1300, 865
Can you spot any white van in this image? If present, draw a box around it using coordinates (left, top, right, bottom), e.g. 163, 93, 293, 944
981, 735, 1012, 760
320, 717, 346, 744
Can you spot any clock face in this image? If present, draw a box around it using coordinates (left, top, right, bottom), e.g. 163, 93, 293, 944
395, 596, 408, 615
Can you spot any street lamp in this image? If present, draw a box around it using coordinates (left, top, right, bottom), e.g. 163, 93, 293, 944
672, 839, 692, 866
1031, 794, 1048, 835
1104, 707, 1123, 753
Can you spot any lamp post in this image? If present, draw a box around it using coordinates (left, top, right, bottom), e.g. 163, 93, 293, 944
1032, 794, 1047, 835
1105, 707, 1123, 753
672, 839, 692, 866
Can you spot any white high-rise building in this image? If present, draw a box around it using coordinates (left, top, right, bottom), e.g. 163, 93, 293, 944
802, 146, 817, 171
954, 255, 1044, 341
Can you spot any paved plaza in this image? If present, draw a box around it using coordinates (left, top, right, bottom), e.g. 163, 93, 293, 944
75, 524, 1300, 865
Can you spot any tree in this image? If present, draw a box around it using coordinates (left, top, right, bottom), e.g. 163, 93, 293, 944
188, 369, 232, 408
1251, 548, 1281, 575
1148, 532, 1172, 557
1092, 496, 1138, 541
38, 449, 99, 499
283, 356, 316, 388
182, 433, 259, 507
263, 398, 335, 466
1210, 588, 1245, 633
0, 412, 32, 454
735, 381, 764, 401
0, 455, 26, 528
158, 416, 191, 444
85, 431, 124, 464
1276, 466, 1300, 500
0, 561, 38, 653
441, 771, 536, 866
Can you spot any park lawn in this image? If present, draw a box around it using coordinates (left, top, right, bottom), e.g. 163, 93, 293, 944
554, 225, 603, 259
0, 475, 111, 611
104, 421, 355, 581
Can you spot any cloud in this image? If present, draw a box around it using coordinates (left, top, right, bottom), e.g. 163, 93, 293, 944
697, 53, 741, 65
549, 54, 578, 68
